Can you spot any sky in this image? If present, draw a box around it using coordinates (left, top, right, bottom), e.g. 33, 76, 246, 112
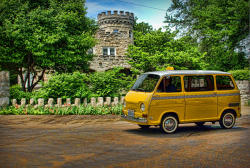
85, 0, 172, 30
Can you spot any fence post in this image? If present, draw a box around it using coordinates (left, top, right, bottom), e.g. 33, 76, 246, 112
48, 98, 54, 107
97, 97, 104, 106
66, 98, 71, 106
74, 98, 80, 106
104, 97, 111, 106
12, 99, 17, 106
112, 97, 119, 106
84, 98, 88, 106
38, 98, 44, 107
56, 98, 62, 107
30, 98, 34, 105
120, 96, 125, 104
21, 98, 26, 106
90, 97, 96, 107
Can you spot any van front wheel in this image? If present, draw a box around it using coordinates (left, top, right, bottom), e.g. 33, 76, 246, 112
160, 115, 178, 134
219, 112, 236, 129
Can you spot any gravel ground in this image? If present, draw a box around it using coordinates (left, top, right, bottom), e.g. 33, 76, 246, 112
0, 106, 249, 168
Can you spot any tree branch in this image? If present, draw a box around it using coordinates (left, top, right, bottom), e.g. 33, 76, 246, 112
31, 69, 46, 91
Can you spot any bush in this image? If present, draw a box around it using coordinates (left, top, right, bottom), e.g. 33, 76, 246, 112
89, 67, 135, 97
0, 105, 122, 115
9, 68, 136, 102
10, 85, 33, 103
38, 68, 135, 100
38, 72, 90, 100
228, 69, 249, 80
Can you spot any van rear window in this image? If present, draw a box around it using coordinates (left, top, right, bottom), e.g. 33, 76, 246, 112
184, 75, 214, 92
216, 76, 234, 90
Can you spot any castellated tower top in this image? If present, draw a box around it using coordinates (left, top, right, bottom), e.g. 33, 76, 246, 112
90, 10, 135, 72
97, 10, 134, 27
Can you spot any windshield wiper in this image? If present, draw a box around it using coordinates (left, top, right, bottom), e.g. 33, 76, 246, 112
136, 88, 145, 92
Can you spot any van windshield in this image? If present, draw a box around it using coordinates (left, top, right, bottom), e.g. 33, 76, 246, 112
131, 74, 160, 92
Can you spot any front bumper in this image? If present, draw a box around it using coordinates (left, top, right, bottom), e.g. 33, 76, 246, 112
121, 114, 147, 123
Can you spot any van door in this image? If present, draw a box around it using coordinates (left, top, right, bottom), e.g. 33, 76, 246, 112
184, 75, 217, 121
149, 76, 185, 124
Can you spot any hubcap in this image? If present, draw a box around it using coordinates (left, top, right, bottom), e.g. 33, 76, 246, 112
224, 114, 233, 126
164, 118, 176, 131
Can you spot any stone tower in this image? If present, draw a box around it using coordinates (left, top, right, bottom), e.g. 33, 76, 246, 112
90, 10, 134, 71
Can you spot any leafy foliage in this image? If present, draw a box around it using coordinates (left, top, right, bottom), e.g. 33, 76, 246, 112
229, 69, 249, 80
16, 68, 136, 101
10, 85, 32, 102
0, 0, 97, 92
127, 29, 206, 72
36, 72, 90, 100
0, 105, 122, 115
89, 68, 135, 97
133, 17, 153, 35
165, 0, 249, 71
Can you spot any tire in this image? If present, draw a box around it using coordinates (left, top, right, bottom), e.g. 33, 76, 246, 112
160, 115, 178, 134
219, 112, 236, 129
138, 125, 150, 129
195, 122, 205, 127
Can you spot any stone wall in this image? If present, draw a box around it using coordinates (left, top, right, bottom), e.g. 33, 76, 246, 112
0, 71, 10, 107
236, 80, 250, 105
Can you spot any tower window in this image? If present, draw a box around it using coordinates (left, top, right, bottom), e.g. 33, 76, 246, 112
103, 48, 108, 55
87, 48, 93, 55
110, 48, 115, 55
113, 29, 119, 33
129, 30, 133, 39
103, 47, 116, 56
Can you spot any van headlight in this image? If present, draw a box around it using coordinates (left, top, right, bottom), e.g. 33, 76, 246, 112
140, 103, 145, 111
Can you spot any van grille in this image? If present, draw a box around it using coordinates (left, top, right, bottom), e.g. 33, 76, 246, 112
126, 102, 138, 111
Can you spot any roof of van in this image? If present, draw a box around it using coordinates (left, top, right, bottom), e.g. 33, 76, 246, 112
144, 70, 231, 76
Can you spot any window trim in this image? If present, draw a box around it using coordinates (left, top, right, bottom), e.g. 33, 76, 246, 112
102, 47, 116, 56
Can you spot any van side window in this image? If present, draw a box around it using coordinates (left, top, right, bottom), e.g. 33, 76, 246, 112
184, 75, 214, 92
157, 76, 181, 92
216, 76, 234, 90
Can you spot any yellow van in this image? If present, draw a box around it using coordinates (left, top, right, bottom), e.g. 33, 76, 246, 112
122, 70, 241, 133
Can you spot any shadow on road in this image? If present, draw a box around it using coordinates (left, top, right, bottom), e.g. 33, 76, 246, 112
124, 125, 247, 137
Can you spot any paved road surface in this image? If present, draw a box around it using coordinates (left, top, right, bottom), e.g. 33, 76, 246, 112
0, 106, 249, 168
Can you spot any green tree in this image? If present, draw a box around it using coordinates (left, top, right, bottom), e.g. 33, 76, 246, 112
127, 29, 206, 72
133, 17, 153, 35
165, 0, 249, 71
0, 0, 97, 92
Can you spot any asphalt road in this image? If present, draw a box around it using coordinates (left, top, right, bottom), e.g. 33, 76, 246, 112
0, 106, 249, 168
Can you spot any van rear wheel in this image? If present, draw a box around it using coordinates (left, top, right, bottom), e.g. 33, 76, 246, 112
160, 115, 178, 134
219, 112, 236, 129
195, 122, 205, 127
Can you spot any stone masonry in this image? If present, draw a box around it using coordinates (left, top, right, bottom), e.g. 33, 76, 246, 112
0, 71, 10, 106
90, 10, 134, 71
236, 80, 250, 105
